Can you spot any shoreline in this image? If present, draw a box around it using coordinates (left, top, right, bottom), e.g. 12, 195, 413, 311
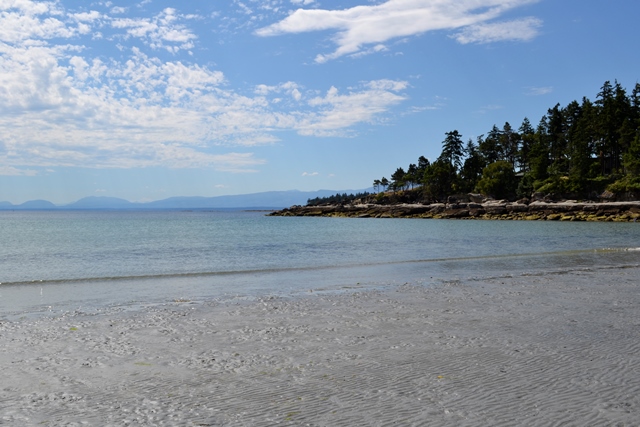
1, 265, 639, 425
269, 200, 640, 221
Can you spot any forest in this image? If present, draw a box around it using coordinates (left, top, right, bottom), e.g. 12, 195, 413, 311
367, 80, 640, 202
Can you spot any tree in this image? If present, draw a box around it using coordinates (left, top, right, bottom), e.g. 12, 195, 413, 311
479, 125, 503, 164
595, 80, 630, 174
406, 163, 418, 189
547, 103, 568, 174
439, 130, 465, 171
423, 160, 457, 201
501, 122, 519, 169
371, 80, 640, 202
460, 138, 485, 192
567, 98, 597, 192
380, 177, 389, 192
476, 161, 518, 200
518, 118, 535, 172
373, 179, 381, 193
625, 83, 640, 176
529, 117, 551, 182
417, 156, 430, 178
623, 133, 640, 177
391, 167, 406, 191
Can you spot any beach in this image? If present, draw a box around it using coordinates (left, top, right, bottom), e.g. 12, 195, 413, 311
1, 265, 639, 426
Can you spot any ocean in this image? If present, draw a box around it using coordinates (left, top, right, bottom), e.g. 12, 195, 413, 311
1, 209, 639, 317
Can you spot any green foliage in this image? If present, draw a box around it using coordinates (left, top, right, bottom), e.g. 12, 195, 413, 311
307, 192, 371, 206
623, 133, 640, 176
475, 161, 517, 200
460, 138, 485, 192
516, 173, 535, 199
423, 160, 458, 201
373, 80, 640, 202
391, 167, 406, 191
607, 176, 640, 194
534, 176, 574, 197
439, 130, 465, 170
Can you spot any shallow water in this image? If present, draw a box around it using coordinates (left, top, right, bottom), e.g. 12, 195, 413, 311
1, 210, 639, 316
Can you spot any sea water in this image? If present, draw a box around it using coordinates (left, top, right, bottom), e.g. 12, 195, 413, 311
1, 209, 639, 317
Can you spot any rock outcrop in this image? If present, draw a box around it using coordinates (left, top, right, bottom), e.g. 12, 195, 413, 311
268, 200, 640, 222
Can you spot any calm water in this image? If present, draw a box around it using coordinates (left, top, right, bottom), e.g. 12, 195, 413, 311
1, 210, 639, 317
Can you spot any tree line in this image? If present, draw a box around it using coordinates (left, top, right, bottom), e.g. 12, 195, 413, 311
307, 192, 372, 206
375, 80, 640, 201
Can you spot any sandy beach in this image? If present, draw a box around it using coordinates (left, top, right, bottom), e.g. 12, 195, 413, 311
1, 266, 639, 426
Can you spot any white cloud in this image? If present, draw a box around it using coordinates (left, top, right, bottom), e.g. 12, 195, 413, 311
111, 8, 197, 52
0, 166, 38, 176
0, 4, 77, 43
302, 171, 319, 176
257, 0, 541, 62
452, 17, 542, 44
0, 2, 410, 174
72, 11, 103, 22
298, 80, 407, 136
525, 86, 553, 96
254, 81, 302, 102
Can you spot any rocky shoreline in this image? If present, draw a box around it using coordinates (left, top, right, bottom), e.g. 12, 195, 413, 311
269, 200, 640, 221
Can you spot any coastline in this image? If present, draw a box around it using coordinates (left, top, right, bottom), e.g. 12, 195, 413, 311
269, 200, 640, 221
1, 265, 639, 425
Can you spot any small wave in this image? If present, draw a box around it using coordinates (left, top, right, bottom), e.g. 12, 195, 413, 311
596, 247, 640, 252
2, 247, 638, 288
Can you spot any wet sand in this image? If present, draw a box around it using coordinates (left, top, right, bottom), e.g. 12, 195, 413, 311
1, 266, 639, 426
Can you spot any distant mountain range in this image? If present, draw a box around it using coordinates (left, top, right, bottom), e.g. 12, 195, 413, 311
0, 189, 369, 210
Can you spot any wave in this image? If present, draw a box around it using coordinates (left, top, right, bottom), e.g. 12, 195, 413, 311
2, 247, 638, 288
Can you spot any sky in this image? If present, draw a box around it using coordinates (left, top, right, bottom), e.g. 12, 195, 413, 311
0, 0, 638, 204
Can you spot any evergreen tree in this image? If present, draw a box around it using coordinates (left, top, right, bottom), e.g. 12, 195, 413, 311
567, 98, 597, 191
372, 80, 640, 202
391, 167, 406, 191
501, 122, 519, 169
439, 130, 465, 171
595, 80, 619, 174
547, 103, 567, 174
423, 160, 457, 201
460, 138, 485, 192
518, 118, 535, 172
479, 125, 503, 164
406, 163, 418, 189
417, 155, 430, 178
529, 117, 551, 182
380, 177, 389, 191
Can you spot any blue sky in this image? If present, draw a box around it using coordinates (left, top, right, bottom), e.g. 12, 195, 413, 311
0, 0, 638, 204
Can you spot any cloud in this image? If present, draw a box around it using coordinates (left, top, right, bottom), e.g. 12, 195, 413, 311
254, 81, 303, 101
0, 2, 408, 173
256, 0, 541, 62
452, 17, 542, 44
302, 171, 319, 176
0, 166, 38, 176
111, 8, 197, 53
525, 86, 553, 96
476, 104, 504, 114
297, 80, 407, 136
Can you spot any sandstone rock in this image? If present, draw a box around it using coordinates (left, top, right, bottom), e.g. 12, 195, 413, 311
468, 193, 484, 203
